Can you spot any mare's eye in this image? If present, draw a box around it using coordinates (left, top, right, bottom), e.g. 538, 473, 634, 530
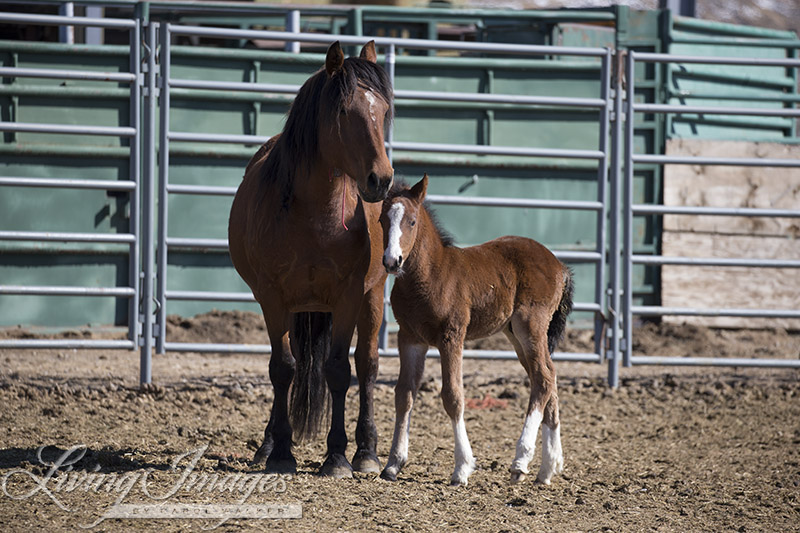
410, 220, 416, 227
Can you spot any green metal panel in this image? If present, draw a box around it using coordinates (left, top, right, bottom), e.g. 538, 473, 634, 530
666, 14, 799, 141
615, 7, 667, 308
6, 4, 797, 331
0, 40, 134, 327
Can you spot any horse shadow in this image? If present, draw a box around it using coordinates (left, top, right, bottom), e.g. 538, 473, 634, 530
0, 445, 171, 473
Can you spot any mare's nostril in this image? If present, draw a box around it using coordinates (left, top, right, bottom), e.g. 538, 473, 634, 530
367, 172, 378, 190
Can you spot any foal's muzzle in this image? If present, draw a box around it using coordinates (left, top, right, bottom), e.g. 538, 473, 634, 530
382, 254, 402, 274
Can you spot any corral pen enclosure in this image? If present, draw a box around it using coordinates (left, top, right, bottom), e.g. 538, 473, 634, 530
0, 2, 799, 531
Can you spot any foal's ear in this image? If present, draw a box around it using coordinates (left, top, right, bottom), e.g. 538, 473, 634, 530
326, 41, 345, 77
359, 40, 377, 63
410, 174, 429, 201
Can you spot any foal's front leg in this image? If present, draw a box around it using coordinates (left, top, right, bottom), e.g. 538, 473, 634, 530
439, 335, 476, 486
381, 329, 428, 481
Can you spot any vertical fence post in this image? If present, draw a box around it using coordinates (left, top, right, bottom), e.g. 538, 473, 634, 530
623, 50, 636, 369
156, 23, 171, 355
607, 49, 625, 388
129, 8, 142, 351
595, 48, 611, 370
58, 2, 74, 44
378, 42, 396, 353
139, 10, 156, 386
285, 10, 300, 53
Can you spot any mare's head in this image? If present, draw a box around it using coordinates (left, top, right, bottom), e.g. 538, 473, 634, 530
313, 41, 394, 202
380, 175, 429, 274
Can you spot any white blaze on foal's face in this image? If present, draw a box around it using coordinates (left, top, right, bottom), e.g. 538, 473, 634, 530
383, 201, 405, 272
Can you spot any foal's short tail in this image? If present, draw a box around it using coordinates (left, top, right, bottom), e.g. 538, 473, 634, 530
289, 312, 331, 442
547, 266, 574, 355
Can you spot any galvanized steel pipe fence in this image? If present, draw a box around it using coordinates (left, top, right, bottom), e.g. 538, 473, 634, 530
1, 9, 799, 387
622, 50, 800, 372
154, 23, 612, 377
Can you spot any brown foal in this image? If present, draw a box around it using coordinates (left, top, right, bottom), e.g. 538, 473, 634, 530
378, 175, 574, 486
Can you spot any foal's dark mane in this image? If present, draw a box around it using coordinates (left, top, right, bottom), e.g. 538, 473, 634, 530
260, 55, 393, 209
388, 181, 455, 248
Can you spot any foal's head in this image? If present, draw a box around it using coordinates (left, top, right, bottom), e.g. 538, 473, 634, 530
317, 41, 394, 203
381, 175, 428, 274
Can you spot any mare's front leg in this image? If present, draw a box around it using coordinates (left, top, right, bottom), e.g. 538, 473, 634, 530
319, 287, 362, 478
351, 284, 385, 473
254, 305, 297, 474
381, 328, 428, 481
439, 329, 476, 486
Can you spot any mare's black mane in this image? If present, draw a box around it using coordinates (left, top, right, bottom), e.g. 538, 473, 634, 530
259, 55, 393, 209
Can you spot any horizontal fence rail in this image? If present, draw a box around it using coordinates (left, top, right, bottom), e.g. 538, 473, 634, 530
153, 24, 612, 374
0, 10, 142, 356
2, 7, 799, 386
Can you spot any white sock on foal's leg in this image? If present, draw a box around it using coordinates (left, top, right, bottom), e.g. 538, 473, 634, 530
510, 407, 543, 483
450, 414, 476, 486
383, 411, 411, 480
537, 423, 564, 485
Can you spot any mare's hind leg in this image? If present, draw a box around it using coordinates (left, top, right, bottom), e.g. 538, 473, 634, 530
254, 307, 297, 474
439, 332, 476, 486
381, 329, 428, 481
505, 312, 561, 484
351, 285, 385, 473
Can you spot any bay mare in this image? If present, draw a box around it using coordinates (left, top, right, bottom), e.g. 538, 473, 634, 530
379, 175, 574, 486
228, 41, 393, 478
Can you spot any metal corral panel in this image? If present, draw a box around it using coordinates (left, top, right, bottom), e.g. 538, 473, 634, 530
667, 15, 799, 141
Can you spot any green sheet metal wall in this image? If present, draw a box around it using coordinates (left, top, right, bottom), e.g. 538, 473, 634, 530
1, 4, 798, 328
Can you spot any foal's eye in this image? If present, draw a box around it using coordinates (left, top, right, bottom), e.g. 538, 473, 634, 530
410, 220, 416, 227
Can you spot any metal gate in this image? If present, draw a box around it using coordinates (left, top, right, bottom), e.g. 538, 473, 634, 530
2, 6, 799, 388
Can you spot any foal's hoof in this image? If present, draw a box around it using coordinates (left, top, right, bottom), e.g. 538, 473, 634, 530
510, 470, 527, 484
352, 451, 381, 474
319, 454, 353, 479
379, 467, 398, 482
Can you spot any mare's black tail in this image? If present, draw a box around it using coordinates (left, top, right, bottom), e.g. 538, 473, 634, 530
547, 267, 574, 355
289, 312, 332, 441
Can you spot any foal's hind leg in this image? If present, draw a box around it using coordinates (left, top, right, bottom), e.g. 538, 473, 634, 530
381, 329, 428, 481
537, 389, 563, 485
505, 313, 561, 484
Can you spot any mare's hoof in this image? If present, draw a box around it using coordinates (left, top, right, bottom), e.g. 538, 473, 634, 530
352, 451, 381, 474
319, 454, 353, 479
264, 453, 297, 475
252, 440, 273, 465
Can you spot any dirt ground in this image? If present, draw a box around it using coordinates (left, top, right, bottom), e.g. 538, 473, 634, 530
1, 311, 799, 532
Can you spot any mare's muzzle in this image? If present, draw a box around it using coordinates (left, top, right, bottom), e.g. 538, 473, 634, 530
359, 172, 393, 203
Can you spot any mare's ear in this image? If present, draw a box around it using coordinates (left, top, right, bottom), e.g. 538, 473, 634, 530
410, 174, 428, 201
360, 40, 377, 63
326, 41, 345, 77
